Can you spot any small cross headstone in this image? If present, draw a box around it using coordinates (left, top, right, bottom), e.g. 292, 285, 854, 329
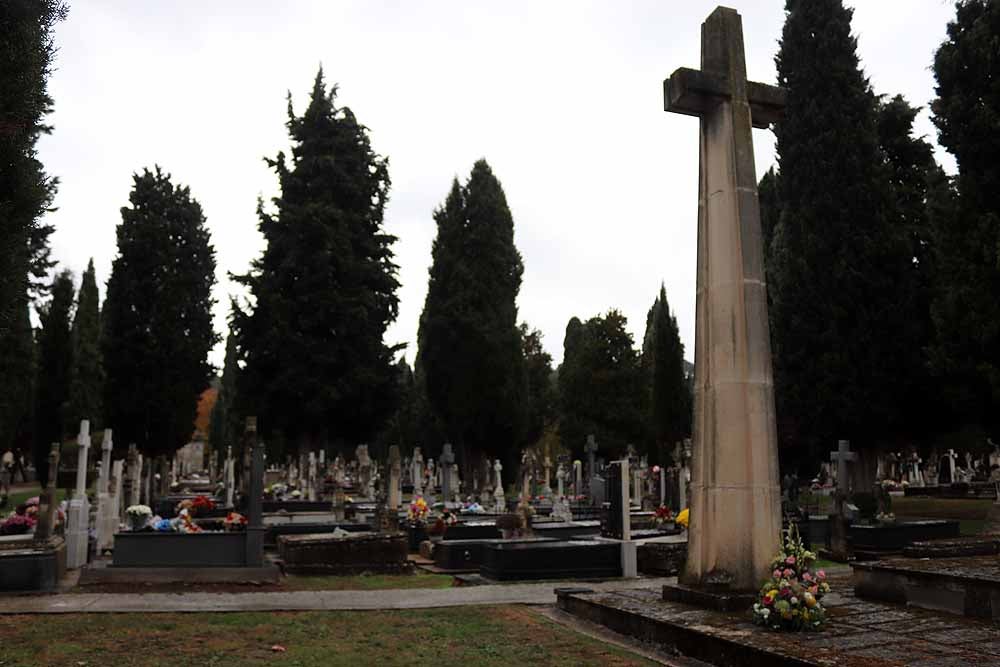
585, 435, 599, 482
440, 443, 455, 502
66, 420, 92, 569
388, 445, 402, 510
830, 440, 857, 496
492, 459, 505, 514
34, 443, 61, 545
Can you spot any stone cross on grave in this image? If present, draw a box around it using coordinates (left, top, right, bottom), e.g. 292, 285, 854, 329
585, 435, 599, 482
830, 440, 857, 495
664, 6, 785, 594
34, 443, 61, 544
388, 445, 402, 510
493, 459, 506, 514
440, 443, 455, 503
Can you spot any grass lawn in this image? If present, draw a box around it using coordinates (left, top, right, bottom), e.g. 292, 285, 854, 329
4, 486, 65, 509
0, 606, 657, 667
891, 496, 992, 535
282, 572, 454, 591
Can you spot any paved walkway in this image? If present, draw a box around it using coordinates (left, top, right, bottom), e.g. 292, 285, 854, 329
1, 577, 673, 614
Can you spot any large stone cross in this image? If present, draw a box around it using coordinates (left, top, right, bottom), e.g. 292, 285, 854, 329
666, 6, 784, 593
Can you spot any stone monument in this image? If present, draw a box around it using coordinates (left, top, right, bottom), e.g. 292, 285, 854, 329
664, 6, 784, 594
66, 420, 92, 569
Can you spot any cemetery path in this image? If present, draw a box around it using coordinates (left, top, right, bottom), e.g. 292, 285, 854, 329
1, 577, 674, 614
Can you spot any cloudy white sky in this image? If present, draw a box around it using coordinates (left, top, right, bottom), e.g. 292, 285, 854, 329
39, 0, 957, 369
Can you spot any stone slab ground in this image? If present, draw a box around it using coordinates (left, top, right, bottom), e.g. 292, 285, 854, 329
557, 571, 1000, 666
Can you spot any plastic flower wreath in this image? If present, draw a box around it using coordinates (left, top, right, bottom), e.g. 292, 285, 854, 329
752, 525, 831, 632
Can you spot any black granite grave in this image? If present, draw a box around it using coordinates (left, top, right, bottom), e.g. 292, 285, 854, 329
112, 531, 260, 567
848, 518, 960, 553
480, 539, 621, 581
903, 535, 1000, 558
434, 537, 558, 571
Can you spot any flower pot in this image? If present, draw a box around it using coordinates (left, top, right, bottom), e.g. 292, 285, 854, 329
127, 514, 149, 532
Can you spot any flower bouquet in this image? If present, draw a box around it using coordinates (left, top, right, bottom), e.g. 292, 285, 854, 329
752, 525, 830, 632
0, 513, 35, 536
125, 504, 153, 531
223, 511, 247, 531
654, 505, 674, 530
407, 496, 429, 523
190, 495, 216, 516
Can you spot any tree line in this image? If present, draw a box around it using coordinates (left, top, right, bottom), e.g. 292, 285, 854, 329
2, 0, 997, 485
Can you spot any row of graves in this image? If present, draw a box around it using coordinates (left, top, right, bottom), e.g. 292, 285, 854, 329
808, 440, 1000, 500
1, 410, 695, 590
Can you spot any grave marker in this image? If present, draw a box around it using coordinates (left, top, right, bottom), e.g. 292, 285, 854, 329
66, 420, 92, 569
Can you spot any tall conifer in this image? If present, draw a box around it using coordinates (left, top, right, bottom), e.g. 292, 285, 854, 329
768, 0, 911, 470
930, 0, 1000, 435
68, 258, 103, 430
34, 269, 74, 483
641, 285, 691, 457
416, 161, 526, 469
233, 70, 401, 453
103, 168, 217, 458
0, 1, 66, 328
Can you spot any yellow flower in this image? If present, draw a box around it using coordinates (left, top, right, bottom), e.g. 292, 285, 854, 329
803, 592, 817, 608
676, 508, 690, 528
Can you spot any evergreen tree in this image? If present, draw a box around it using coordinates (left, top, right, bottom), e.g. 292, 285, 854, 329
233, 70, 401, 454
416, 161, 526, 470
33, 269, 74, 483
0, 295, 35, 457
758, 168, 781, 262
641, 285, 691, 457
208, 330, 241, 464
520, 324, 556, 448
876, 95, 944, 439
557, 310, 644, 458
0, 1, 66, 329
930, 0, 1000, 435
103, 167, 217, 458
68, 258, 103, 430
768, 0, 912, 471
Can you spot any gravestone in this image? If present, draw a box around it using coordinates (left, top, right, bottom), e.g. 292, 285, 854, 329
573, 460, 583, 496
124, 444, 139, 507
440, 443, 455, 502
586, 436, 603, 506
940, 449, 957, 485
542, 456, 553, 496
388, 445, 402, 510
95, 429, 117, 553
492, 459, 506, 514
601, 459, 637, 577
66, 420, 92, 569
411, 447, 424, 497
665, 5, 784, 593
830, 440, 857, 560
34, 443, 62, 544
908, 452, 923, 487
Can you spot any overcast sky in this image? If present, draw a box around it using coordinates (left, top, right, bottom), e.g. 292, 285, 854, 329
39, 0, 957, 369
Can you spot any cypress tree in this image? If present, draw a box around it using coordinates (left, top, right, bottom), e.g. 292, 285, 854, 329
34, 269, 74, 483
0, 295, 35, 458
416, 161, 526, 470
233, 70, 401, 455
103, 167, 217, 458
68, 258, 103, 430
520, 324, 556, 448
0, 1, 66, 329
557, 310, 644, 458
208, 330, 241, 463
769, 0, 911, 471
930, 0, 1000, 435
641, 285, 691, 457
876, 95, 944, 439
